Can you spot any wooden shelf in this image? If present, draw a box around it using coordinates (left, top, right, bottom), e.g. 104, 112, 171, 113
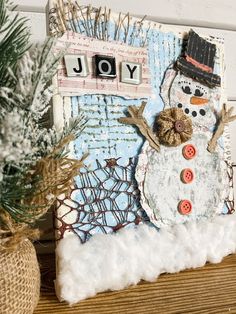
35, 253, 236, 313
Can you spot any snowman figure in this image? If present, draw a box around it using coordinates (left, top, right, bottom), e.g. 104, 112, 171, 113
119, 30, 236, 228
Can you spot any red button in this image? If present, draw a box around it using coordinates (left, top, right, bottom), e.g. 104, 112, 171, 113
178, 200, 192, 215
181, 168, 194, 184
182, 144, 196, 160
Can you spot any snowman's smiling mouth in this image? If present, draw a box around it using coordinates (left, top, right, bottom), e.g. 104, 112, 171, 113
177, 103, 206, 117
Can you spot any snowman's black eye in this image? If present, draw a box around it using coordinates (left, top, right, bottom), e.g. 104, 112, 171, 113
194, 89, 204, 97
182, 86, 192, 95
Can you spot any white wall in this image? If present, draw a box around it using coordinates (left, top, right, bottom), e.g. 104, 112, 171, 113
13, 0, 236, 31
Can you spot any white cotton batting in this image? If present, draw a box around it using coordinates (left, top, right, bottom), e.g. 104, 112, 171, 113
55, 213, 236, 305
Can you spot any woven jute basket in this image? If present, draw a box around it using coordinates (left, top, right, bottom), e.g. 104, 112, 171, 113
0, 137, 85, 313
0, 239, 40, 314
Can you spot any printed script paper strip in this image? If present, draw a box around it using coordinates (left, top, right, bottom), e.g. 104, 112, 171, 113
55, 31, 152, 99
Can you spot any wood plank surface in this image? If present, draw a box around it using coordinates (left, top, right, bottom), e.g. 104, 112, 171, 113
34, 253, 236, 313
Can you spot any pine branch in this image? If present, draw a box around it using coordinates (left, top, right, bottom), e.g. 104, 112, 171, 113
0, 167, 39, 224
54, 114, 88, 158
30, 38, 64, 115
0, 0, 30, 112
0, 0, 87, 228
13, 37, 65, 117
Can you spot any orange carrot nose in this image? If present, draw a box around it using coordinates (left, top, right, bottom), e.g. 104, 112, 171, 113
190, 96, 208, 105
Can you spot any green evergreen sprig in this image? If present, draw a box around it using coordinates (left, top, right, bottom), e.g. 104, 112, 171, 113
0, 0, 87, 226
0, 0, 30, 112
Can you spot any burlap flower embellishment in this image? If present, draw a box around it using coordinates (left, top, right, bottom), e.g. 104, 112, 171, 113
156, 108, 193, 147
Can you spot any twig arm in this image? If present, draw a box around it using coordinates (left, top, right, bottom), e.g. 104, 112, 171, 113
208, 104, 236, 153
118, 102, 160, 152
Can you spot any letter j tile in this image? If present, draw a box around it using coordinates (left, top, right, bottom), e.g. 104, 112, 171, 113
64, 54, 89, 77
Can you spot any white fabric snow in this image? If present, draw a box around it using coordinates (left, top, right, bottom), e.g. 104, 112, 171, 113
55, 213, 236, 305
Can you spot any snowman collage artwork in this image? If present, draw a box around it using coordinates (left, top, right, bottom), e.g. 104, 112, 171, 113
49, 0, 236, 304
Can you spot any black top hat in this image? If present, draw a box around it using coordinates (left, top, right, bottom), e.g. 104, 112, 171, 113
176, 30, 221, 88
